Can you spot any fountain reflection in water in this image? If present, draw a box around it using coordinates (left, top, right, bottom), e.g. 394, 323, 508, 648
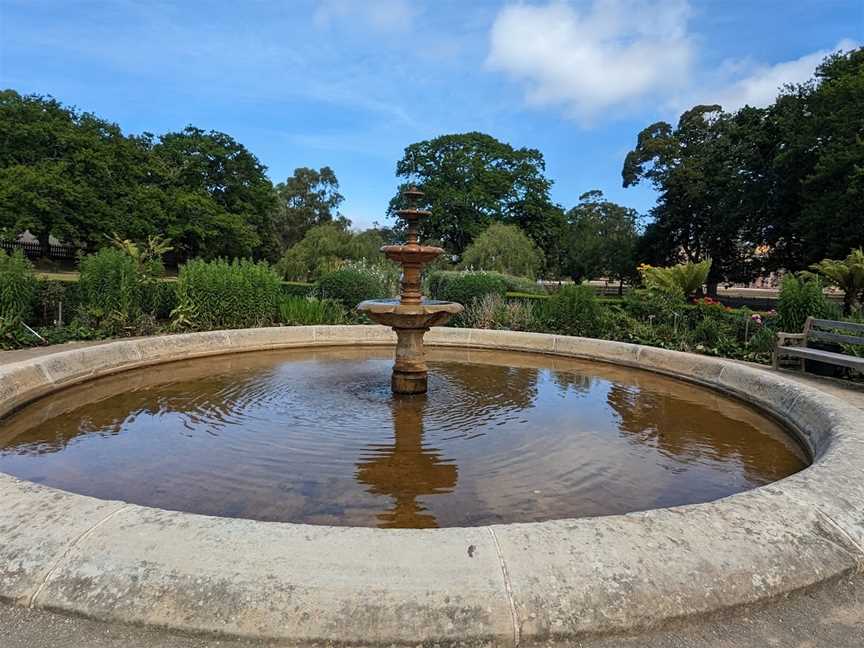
356, 395, 457, 528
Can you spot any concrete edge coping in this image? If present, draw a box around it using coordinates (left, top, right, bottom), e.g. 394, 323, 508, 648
0, 325, 862, 646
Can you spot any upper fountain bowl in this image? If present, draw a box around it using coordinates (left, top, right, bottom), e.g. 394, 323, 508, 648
381, 243, 444, 266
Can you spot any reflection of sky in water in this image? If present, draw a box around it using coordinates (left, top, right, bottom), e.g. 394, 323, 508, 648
0, 348, 807, 528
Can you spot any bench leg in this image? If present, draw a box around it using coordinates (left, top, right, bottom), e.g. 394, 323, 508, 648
800, 357, 806, 372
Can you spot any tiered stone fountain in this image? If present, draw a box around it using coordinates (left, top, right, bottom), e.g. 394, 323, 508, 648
357, 187, 462, 394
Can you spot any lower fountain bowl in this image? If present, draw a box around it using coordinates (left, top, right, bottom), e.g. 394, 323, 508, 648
357, 298, 463, 330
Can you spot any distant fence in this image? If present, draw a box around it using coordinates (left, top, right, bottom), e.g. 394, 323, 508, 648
0, 239, 79, 260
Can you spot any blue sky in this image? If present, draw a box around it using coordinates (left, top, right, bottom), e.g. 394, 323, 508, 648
1, 1, 861, 229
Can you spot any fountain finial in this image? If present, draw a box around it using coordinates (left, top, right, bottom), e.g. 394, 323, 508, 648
356, 186, 463, 394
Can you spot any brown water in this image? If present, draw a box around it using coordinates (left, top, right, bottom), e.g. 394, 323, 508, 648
0, 347, 807, 528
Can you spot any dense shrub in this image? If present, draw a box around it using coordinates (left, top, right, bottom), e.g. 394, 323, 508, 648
78, 247, 143, 333
281, 281, 316, 298
173, 258, 282, 330
460, 223, 544, 278
316, 266, 387, 308
777, 274, 838, 332
461, 294, 538, 331
541, 284, 605, 338
0, 250, 38, 347
0, 249, 37, 322
279, 296, 347, 326
427, 271, 507, 306
34, 279, 82, 326
500, 273, 545, 294
623, 288, 687, 325
141, 280, 178, 321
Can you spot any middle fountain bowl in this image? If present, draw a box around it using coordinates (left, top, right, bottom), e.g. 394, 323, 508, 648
357, 187, 463, 395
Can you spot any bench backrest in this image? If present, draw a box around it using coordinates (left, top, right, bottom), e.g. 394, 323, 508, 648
804, 317, 864, 346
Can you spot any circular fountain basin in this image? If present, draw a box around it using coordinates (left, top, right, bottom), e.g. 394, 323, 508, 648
0, 347, 806, 529
0, 326, 862, 645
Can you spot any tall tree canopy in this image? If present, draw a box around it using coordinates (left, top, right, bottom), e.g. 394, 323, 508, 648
563, 190, 640, 288
151, 126, 280, 261
761, 48, 864, 270
274, 166, 347, 249
0, 90, 153, 254
0, 92, 282, 261
624, 47, 863, 291
622, 105, 767, 294
388, 132, 565, 273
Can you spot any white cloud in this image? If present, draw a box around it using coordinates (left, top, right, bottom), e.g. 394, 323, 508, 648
685, 38, 860, 112
487, 0, 694, 120
313, 0, 417, 34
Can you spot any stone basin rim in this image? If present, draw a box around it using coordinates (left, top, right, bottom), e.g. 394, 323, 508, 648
0, 325, 862, 646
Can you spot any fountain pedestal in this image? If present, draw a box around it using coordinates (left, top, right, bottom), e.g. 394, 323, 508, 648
357, 187, 463, 395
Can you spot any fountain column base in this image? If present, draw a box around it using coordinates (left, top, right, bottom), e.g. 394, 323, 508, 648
392, 327, 430, 394
356, 299, 464, 396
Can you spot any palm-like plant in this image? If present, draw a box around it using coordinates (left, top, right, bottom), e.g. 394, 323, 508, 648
639, 259, 712, 298
810, 248, 864, 314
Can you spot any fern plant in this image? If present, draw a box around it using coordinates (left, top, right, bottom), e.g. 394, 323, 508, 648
639, 259, 712, 298
810, 248, 864, 315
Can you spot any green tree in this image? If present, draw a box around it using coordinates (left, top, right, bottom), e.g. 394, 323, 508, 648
0, 92, 285, 262
152, 127, 280, 261
564, 190, 640, 291
0, 91, 153, 254
623, 105, 767, 295
761, 48, 864, 270
277, 224, 385, 281
388, 132, 565, 273
274, 166, 347, 249
460, 222, 543, 278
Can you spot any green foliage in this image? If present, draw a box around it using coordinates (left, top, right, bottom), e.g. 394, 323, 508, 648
0, 92, 278, 261
564, 190, 639, 284
500, 274, 545, 294
540, 284, 605, 338
388, 132, 566, 273
274, 167, 347, 248
777, 274, 838, 332
625, 49, 864, 288
107, 233, 172, 279
279, 296, 347, 326
0, 249, 37, 322
623, 288, 687, 323
810, 248, 864, 314
459, 223, 544, 279
141, 281, 178, 320
316, 267, 387, 309
0, 249, 38, 347
78, 248, 143, 333
277, 224, 385, 282
638, 259, 712, 298
281, 281, 316, 298
427, 271, 507, 306
460, 294, 538, 332
173, 258, 282, 330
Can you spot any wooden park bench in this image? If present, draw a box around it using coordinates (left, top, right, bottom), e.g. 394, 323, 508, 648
773, 316, 864, 373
